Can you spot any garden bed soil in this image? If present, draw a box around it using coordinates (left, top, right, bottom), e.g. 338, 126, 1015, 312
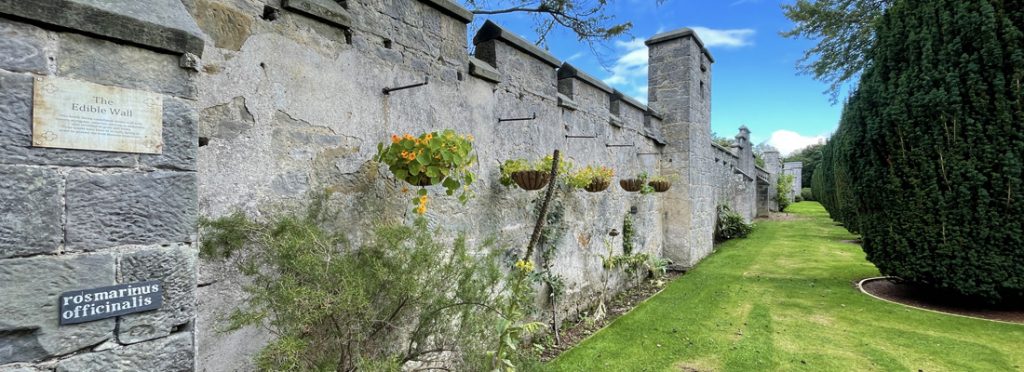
540, 272, 683, 361
859, 277, 1024, 324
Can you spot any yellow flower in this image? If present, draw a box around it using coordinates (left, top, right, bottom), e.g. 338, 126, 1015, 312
415, 205, 427, 214
465, 134, 474, 141
404, 133, 414, 141
419, 195, 428, 203
401, 186, 409, 193
424, 133, 434, 141
514, 259, 534, 272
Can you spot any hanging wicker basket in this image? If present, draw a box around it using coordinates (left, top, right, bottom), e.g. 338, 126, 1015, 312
511, 170, 551, 191
619, 178, 644, 192
649, 180, 672, 192
585, 178, 611, 192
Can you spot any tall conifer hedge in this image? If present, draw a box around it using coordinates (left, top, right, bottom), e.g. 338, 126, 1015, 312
819, 0, 1024, 301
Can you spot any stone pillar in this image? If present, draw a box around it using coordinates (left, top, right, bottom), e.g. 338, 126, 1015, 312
733, 126, 756, 220
784, 161, 804, 200
764, 149, 782, 211
646, 29, 714, 268
0, 1, 202, 370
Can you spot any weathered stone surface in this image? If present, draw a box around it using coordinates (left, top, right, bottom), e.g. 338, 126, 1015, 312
284, 0, 352, 29
191, 0, 253, 51
0, 0, 204, 56
0, 363, 46, 372
0, 165, 62, 258
140, 97, 199, 171
55, 331, 193, 372
199, 96, 254, 141
65, 171, 196, 251
0, 70, 136, 167
0, 254, 116, 363
468, 57, 500, 83
117, 245, 197, 344
0, 19, 56, 74
58, 33, 197, 99
416, 0, 473, 23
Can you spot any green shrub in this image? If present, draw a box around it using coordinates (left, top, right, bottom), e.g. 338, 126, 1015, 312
775, 174, 795, 211
800, 188, 814, 202
200, 196, 539, 370
794, 194, 804, 203
715, 205, 754, 242
820, 0, 1024, 301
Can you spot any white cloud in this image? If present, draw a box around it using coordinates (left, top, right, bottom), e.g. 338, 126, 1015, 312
565, 52, 585, 62
690, 27, 756, 48
600, 27, 756, 103
766, 130, 826, 156
602, 38, 650, 102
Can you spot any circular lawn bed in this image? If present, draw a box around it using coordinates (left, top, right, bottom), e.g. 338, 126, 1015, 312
858, 277, 1024, 325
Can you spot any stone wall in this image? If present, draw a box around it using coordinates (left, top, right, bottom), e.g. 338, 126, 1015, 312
784, 161, 803, 200
764, 149, 783, 211
0, 1, 202, 370
185, 1, 672, 369
0, 0, 783, 370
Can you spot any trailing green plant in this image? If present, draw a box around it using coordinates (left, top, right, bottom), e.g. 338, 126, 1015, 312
533, 186, 568, 343
715, 204, 754, 242
377, 130, 477, 214
566, 165, 614, 189
622, 214, 636, 255
200, 194, 540, 371
776, 174, 795, 211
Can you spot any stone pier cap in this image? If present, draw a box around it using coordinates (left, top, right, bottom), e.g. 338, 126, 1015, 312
645, 27, 715, 63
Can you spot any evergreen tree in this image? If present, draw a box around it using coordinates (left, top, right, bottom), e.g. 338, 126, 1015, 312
849, 0, 1024, 301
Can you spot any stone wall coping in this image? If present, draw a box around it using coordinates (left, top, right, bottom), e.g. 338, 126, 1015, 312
612, 90, 647, 112
645, 27, 714, 63
557, 62, 613, 94
711, 142, 740, 159
646, 107, 664, 120
468, 56, 500, 82
416, 0, 473, 23
0, 0, 205, 56
472, 20, 560, 68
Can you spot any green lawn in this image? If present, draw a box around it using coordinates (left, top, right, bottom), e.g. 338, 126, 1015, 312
547, 202, 1024, 371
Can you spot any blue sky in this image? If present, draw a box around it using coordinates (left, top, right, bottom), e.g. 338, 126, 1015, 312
471, 0, 841, 155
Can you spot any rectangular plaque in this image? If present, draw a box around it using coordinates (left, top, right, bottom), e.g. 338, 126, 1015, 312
32, 76, 163, 154
58, 280, 163, 325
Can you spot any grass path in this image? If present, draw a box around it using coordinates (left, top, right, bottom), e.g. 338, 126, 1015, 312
547, 202, 1024, 371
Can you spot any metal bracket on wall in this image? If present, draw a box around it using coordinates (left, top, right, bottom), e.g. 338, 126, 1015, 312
383, 77, 429, 95
606, 143, 635, 148
565, 135, 596, 139
636, 152, 662, 156
497, 112, 537, 123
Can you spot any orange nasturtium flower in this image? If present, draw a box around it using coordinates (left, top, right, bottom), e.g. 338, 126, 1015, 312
391, 134, 401, 143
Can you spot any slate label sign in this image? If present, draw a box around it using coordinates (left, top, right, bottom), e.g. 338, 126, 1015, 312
59, 280, 163, 325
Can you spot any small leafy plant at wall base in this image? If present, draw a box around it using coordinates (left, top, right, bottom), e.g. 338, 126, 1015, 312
715, 204, 754, 242
568, 165, 614, 192
377, 129, 477, 214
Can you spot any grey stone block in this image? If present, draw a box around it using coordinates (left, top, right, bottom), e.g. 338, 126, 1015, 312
140, 97, 198, 171
415, 0, 473, 23
0, 19, 56, 74
117, 245, 197, 344
468, 57, 499, 83
0, 254, 116, 363
0, 165, 62, 258
55, 331, 193, 372
65, 171, 196, 251
190, 0, 253, 51
58, 33, 197, 99
0, 71, 136, 167
199, 96, 254, 141
284, 0, 352, 29
0, 0, 204, 56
